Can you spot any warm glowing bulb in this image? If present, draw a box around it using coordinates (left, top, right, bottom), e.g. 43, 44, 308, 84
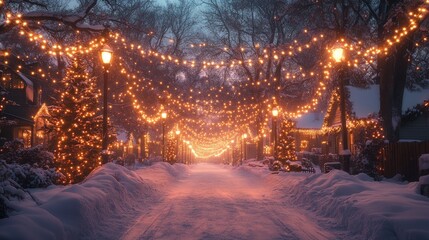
272, 108, 279, 117
100, 44, 113, 64
161, 112, 167, 119
332, 47, 344, 63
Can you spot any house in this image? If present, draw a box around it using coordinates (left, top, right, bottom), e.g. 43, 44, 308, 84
0, 51, 48, 148
293, 111, 325, 153
322, 85, 380, 155
399, 90, 429, 141
321, 85, 428, 155
114, 130, 149, 160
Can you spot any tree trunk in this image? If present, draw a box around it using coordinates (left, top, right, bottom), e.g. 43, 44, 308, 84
378, 0, 416, 142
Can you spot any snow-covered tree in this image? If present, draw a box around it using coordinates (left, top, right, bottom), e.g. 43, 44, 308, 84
49, 57, 102, 184
276, 119, 297, 162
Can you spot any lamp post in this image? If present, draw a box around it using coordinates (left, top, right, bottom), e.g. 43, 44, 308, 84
243, 134, 248, 161
272, 107, 279, 159
241, 133, 248, 164
332, 46, 350, 173
182, 140, 186, 164
188, 144, 193, 164
100, 44, 113, 164
175, 129, 180, 163
230, 140, 234, 165
161, 111, 167, 161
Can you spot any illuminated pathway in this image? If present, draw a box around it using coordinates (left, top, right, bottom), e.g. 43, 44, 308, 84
119, 164, 360, 240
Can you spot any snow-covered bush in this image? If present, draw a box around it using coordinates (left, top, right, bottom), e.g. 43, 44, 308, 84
352, 139, 384, 180
0, 140, 55, 169
0, 160, 64, 218
2, 161, 63, 188
0, 140, 62, 187
0, 141, 64, 218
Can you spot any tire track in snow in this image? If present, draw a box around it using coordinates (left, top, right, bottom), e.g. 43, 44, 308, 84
120, 201, 173, 240
119, 164, 357, 240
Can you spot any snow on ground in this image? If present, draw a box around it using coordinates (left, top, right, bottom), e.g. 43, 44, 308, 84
1, 161, 429, 240
0, 163, 184, 240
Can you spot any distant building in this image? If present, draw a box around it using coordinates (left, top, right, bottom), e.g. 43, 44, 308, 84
293, 85, 428, 155
293, 111, 324, 153
114, 129, 149, 159
0, 51, 48, 147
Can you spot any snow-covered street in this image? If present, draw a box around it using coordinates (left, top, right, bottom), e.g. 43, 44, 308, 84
120, 164, 351, 240
1, 161, 429, 240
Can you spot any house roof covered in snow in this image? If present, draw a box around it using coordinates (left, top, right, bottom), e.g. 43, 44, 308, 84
403, 88, 429, 112
295, 111, 324, 129
347, 85, 380, 118
347, 85, 428, 117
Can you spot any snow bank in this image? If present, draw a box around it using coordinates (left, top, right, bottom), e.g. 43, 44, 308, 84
0, 163, 162, 240
289, 170, 429, 240
135, 162, 189, 188
419, 154, 429, 172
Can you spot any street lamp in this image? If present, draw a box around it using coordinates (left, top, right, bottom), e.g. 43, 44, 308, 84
241, 133, 248, 164
161, 111, 167, 161
100, 44, 113, 164
272, 107, 279, 159
332, 47, 345, 63
175, 129, 180, 163
230, 140, 234, 164
332, 45, 350, 173
182, 139, 186, 164
188, 144, 193, 164
185, 140, 190, 164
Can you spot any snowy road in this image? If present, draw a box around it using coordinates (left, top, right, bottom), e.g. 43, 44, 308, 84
2, 162, 427, 240
119, 164, 354, 240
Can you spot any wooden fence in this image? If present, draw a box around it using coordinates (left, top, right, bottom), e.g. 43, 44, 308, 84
381, 141, 429, 181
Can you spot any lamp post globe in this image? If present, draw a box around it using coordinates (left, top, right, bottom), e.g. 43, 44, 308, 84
272, 107, 279, 117
332, 47, 344, 63
101, 44, 113, 64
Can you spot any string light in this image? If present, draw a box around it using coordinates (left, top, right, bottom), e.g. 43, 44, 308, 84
3, 0, 428, 158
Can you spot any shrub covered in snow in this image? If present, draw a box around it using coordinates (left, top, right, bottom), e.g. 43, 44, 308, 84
0, 160, 63, 188
0, 160, 64, 218
0, 141, 64, 218
0, 140, 55, 169
0, 140, 62, 186
352, 139, 384, 179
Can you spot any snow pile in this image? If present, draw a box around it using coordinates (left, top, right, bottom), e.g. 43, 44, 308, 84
289, 170, 429, 240
135, 162, 189, 187
419, 154, 429, 172
0, 163, 161, 240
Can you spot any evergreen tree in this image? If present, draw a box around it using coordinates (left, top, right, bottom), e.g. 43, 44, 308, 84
276, 120, 297, 162
165, 137, 177, 164
49, 57, 102, 184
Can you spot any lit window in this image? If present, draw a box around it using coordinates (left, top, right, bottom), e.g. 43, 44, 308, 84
300, 140, 308, 149
1, 73, 25, 89
17, 128, 32, 148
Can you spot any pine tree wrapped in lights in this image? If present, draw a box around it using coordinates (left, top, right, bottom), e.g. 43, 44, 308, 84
276, 119, 297, 162
49, 57, 102, 184
165, 138, 177, 164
